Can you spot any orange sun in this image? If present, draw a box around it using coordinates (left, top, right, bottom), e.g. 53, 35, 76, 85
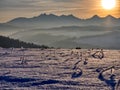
101, 0, 116, 10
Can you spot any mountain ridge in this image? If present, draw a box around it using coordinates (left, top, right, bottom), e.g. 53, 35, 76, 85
1, 13, 120, 29
7, 14, 120, 23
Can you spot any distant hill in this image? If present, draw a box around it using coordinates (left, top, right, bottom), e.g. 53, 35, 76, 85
2, 14, 119, 29
0, 23, 23, 36
9, 25, 120, 49
0, 36, 49, 48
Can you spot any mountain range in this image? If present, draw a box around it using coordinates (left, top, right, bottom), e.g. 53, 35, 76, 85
0, 13, 120, 49
1, 14, 120, 29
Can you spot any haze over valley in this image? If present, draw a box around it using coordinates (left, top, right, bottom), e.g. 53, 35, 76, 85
0, 14, 120, 49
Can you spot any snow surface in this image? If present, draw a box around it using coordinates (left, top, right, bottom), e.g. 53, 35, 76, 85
0, 48, 120, 90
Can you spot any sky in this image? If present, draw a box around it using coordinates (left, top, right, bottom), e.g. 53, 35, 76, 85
0, 0, 120, 23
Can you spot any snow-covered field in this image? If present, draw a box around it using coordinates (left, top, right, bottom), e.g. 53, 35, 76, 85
0, 48, 120, 90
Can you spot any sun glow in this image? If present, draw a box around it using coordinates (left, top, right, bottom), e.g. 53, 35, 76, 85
101, 0, 116, 10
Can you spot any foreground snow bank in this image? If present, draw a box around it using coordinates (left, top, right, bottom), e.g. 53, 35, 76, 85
0, 48, 120, 90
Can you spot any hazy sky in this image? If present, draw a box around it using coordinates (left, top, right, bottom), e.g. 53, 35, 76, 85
0, 0, 120, 23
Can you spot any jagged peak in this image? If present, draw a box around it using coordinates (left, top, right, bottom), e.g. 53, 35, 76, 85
104, 15, 116, 19
38, 13, 77, 18
35, 13, 80, 20
38, 13, 57, 17
91, 15, 101, 19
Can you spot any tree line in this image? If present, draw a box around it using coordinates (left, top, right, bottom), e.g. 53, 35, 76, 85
0, 36, 49, 49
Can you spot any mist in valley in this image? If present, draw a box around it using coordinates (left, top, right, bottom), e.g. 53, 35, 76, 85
0, 14, 120, 49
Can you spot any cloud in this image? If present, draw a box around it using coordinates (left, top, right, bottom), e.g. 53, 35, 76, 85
0, 0, 38, 9
52, 0, 79, 2
0, 0, 83, 15
0, 0, 100, 22
0, 0, 119, 22
0, 0, 101, 13
0, 0, 83, 9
